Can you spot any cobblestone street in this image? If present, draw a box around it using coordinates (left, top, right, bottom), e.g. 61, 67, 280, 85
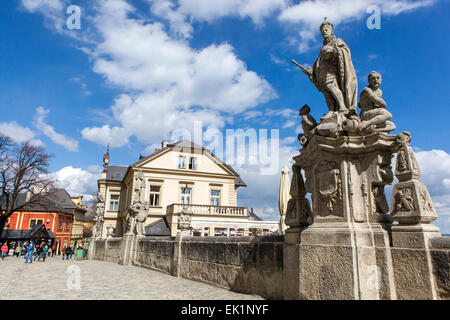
0, 256, 262, 300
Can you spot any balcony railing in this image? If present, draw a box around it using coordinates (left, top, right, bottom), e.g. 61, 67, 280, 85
166, 203, 247, 216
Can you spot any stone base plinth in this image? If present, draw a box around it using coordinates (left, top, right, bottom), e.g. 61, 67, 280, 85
284, 222, 396, 300
390, 223, 441, 300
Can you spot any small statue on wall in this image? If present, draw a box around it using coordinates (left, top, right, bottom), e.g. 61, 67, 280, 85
134, 168, 146, 203
93, 192, 105, 239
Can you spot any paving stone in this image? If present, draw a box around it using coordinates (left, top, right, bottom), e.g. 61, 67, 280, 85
0, 256, 262, 300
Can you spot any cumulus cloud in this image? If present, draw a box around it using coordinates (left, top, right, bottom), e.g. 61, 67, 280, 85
415, 149, 450, 221
21, 0, 69, 32
150, 0, 434, 53
0, 121, 44, 147
279, 0, 435, 52
149, 0, 287, 35
34, 107, 79, 152
77, 0, 276, 147
50, 165, 102, 202
233, 137, 297, 221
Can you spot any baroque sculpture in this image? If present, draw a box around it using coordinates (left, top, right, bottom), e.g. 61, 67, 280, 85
283, 18, 442, 300
126, 169, 149, 236
293, 18, 357, 113
93, 192, 105, 239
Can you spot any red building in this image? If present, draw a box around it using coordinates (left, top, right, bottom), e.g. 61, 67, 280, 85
3, 189, 77, 254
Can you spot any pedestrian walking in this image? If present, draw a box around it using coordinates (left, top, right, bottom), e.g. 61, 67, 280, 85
41, 245, 48, 262
25, 242, 34, 264
34, 244, 42, 261
69, 246, 74, 260
14, 245, 21, 258
62, 246, 67, 260
1, 243, 8, 260
65, 246, 72, 260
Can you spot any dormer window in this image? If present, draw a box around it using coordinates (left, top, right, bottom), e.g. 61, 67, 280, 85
178, 156, 186, 169
189, 157, 197, 170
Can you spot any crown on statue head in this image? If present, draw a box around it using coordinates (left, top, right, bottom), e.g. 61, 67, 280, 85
320, 17, 334, 32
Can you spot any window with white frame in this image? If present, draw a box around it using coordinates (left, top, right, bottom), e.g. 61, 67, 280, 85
210, 190, 220, 206
180, 187, 191, 204
178, 156, 186, 169
109, 194, 120, 211
189, 157, 197, 169
149, 185, 161, 207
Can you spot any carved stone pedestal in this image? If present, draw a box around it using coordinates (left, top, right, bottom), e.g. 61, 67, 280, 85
389, 133, 441, 299
284, 132, 399, 300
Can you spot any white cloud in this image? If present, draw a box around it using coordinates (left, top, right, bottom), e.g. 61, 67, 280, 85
34, 107, 79, 152
282, 120, 296, 129
69, 77, 91, 96
0, 121, 44, 147
21, 0, 68, 32
279, 0, 435, 52
50, 165, 102, 202
413, 149, 450, 233
149, 0, 286, 33
234, 137, 297, 221
79, 0, 276, 147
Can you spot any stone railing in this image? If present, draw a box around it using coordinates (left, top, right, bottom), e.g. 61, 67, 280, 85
166, 203, 247, 216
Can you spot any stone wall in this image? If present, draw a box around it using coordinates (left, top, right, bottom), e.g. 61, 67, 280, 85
104, 238, 124, 264
88, 235, 449, 300
177, 236, 284, 299
90, 235, 284, 299
133, 237, 175, 275
430, 237, 450, 299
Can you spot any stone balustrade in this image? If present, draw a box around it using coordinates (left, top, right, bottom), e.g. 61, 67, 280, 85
166, 203, 247, 216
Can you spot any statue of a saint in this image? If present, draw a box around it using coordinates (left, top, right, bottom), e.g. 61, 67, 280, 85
134, 169, 146, 203
93, 192, 105, 238
294, 18, 358, 113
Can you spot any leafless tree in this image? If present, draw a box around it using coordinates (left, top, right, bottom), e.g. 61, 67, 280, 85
0, 135, 55, 235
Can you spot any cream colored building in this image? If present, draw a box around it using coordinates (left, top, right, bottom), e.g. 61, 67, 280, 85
97, 140, 278, 237
69, 195, 89, 245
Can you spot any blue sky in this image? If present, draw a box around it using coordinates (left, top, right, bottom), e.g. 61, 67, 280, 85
0, 0, 449, 232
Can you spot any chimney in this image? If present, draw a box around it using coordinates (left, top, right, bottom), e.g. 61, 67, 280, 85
161, 140, 168, 149
139, 155, 145, 160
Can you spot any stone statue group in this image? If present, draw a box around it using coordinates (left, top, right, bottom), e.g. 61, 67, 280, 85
294, 18, 395, 145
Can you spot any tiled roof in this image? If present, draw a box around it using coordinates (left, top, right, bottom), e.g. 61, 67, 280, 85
1, 223, 55, 240
103, 165, 128, 182
0, 189, 76, 215
144, 218, 171, 236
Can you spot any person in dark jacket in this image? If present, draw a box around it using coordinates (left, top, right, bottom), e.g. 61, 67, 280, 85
34, 244, 42, 261
65, 246, 72, 260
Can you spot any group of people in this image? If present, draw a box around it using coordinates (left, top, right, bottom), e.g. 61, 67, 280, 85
1, 241, 85, 263
21, 241, 51, 263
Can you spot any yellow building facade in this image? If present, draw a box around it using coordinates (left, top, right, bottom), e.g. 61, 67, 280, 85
97, 140, 278, 237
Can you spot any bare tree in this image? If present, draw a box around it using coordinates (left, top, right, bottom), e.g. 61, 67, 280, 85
0, 135, 54, 235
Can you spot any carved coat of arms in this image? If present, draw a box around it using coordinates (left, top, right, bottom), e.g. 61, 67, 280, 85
317, 161, 340, 213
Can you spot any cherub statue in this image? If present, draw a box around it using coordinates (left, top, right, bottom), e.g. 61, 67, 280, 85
300, 104, 318, 138
358, 71, 396, 132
